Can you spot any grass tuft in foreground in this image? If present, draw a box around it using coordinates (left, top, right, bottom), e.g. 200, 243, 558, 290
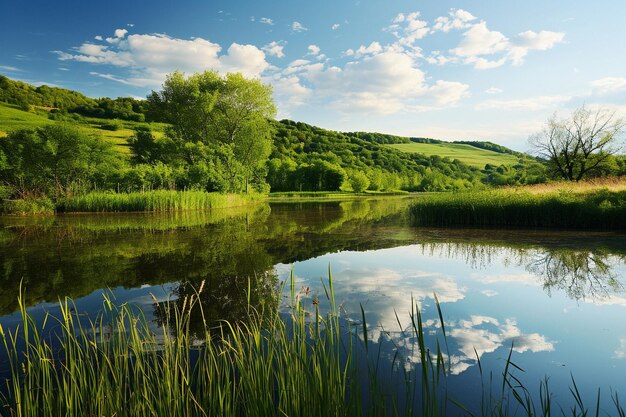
1, 274, 624, 416
411, 187, 626, 229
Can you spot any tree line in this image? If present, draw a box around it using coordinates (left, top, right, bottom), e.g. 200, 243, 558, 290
1, 72, 625, 206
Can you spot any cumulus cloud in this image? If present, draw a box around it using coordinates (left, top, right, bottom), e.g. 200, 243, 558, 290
591, 77, 626, 95
432, 9, 477, 33
55, 32, 270, 87
262, 41, 286, 58
331, 23, 340, 30
476, 95, 571, 111
114, 28, 128, 39
450, 22, 564, 69
299, 51, 469, 113
307, 44, 321, 56
291, 21, 307, 32
259, 17, 274, 26
94, 35, 103, 41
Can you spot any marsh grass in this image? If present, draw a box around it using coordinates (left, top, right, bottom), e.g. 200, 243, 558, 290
57, 190, 264, 213
1, 274, 624, 417
410, 187, 626, 229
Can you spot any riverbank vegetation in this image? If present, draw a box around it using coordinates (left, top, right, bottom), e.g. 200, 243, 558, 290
410, 178, 626, 229
1, 275, 624, 416
0, 74, 555, 215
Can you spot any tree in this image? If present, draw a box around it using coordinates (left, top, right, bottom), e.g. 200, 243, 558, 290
147, 71, 276, 192
0, 124, 120, 198
529, 106, 625, 181
349, 171, 370, 193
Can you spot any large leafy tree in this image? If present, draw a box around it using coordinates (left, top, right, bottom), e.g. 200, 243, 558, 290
529, 106, 625, 181
147, 71, 276, 192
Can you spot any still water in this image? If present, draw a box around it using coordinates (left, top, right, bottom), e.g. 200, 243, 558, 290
1, 197, 625, 413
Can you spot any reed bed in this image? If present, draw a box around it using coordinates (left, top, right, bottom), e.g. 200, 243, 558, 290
410, 188, 626, 229
1, 274, 624, 417
57, 190, 264, 213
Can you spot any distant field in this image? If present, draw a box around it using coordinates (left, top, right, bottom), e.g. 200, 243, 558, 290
387, 142, 521, 168
0, 103, 166, 154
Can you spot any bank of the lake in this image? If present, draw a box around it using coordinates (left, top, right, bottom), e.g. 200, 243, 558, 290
1, 190, 266, 214
410, 178, 626, 229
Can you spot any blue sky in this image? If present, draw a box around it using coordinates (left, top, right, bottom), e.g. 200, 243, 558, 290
2, 0, 626, 150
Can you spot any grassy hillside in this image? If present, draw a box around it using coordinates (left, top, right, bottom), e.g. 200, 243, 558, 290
387, 142, 522, 168
0, 102, 166, 154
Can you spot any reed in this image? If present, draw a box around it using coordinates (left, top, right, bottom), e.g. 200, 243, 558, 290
410, 188, 626, 229
1, 275, 624, 416
57, 190, 265, 213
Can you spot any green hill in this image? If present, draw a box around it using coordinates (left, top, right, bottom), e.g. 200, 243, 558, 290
387, 142, 521, 168
0, 75, 548, 198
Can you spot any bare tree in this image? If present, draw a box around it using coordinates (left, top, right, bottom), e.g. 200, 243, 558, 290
529, 106, 625, 181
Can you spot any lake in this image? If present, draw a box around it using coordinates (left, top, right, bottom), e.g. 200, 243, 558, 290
1, 197, 625, 414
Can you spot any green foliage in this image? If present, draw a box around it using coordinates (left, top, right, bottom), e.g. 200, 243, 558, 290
147, 71, 275, 192
0, 124, 121, 198
269, 120, 484, 192
99, 119, 122, 131
410, 188, 626, 229
349, 170, 370, 192
58, 190, 263, 212
2, 279, 623, 416
0, 197, 54, 215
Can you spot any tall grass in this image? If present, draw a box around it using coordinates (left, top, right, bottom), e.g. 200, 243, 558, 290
57, 190, 265, 213
1, 275, 624, 416
410, 188, 626, 229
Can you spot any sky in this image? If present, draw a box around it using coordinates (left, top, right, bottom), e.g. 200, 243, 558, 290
2, 0, 626, 150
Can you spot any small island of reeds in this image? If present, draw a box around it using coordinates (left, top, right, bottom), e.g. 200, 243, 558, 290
410, 177, 626, 229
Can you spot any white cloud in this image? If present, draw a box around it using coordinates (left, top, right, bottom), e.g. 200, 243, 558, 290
331, 23, 340, 30
476, 95, 571, 111
307, 44, 321, 56
432, 9, 477, 33
301, 51, 469, 114
591, 77, 626, 95
94, 35, 103, 41
263, 41, 286, 58
482, 289, 498, 297
260, 17, 274, 26
291, 21, 307, 32
485, 87, 503, 95
386, 11, 429, 56
56, 33, 270, 87
449, 21, 564, 69
452, 22, 509, 58
114, 28, 128, 39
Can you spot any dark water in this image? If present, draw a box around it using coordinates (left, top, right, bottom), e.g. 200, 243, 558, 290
1, 197, 625, 413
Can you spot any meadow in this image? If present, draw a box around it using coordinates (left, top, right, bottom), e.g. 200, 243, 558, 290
410, 178, 626, 229
0, 102, 166, 154
1, 273, 623, 417
387, 142, 521, 168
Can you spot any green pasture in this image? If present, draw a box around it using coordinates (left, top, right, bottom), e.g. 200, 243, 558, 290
387, 142, 521, 168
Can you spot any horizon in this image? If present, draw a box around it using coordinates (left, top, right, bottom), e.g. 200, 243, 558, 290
3, 0, 626, 151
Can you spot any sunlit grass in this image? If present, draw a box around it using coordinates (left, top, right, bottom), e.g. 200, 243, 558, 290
1, 272, 624, 416
387, 142, 520, 168
411, 181, 626, 229
58, 190, 265, 212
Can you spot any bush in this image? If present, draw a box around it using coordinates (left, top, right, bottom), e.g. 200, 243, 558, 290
1, 198, 55, 215
100, 120, 122, 131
